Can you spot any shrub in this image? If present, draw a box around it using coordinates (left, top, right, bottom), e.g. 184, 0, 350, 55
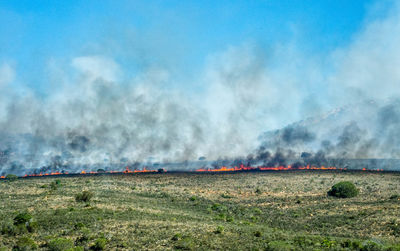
14, 237, 38, 250
327, 181, 359, 198
390, 194, 400, 201
27, 221, 38, 233
175, 236, 195, 250
220, 193, 233, 199
91, 238, 107, 250
6, 174, 18, 182
14, 213, 33, 226
215, 225, 224, 234
189, 196, 197, 201
211, 203, 226, 212
75, 191, 94, 203
47, 238, 74, 251
226, 215, 234, 222
74, 222, 85, 230
388, 220, 400, 237
254, 230, 262, 237
361, 240, 384, 251
1, 222, 16, 236
342, 239, 362, 250
266, 241, 294, 251
50, 180, 62, 190
172, 233, 183, 241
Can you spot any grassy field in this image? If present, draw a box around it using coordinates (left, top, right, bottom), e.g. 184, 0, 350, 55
1, 171, 400, 250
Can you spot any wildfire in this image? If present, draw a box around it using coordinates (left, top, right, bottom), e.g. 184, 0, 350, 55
196, 164, 342, 172
195, 164, 387, 172
0, 164, 387, 179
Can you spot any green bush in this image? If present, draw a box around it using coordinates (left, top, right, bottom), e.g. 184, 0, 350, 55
47, 238, 74, 251
175, 236, 195, 250
215, 225, 224, 234
75, 191, 94, 203
14, 213, 33, 225
27, 221, 38, 233
361, 240, 384, 251
172, 233, 183, 241
266, 241, 294, 251
341, 239, 362, 249
211, 203, 227, 212
14, 237, 38, 250
50, 180, 62, 190
6, 174, 18, 182
327, 181, 359, 198
1, 222, 16, 236
91, 238, 107, 250
12, 213, 37, 233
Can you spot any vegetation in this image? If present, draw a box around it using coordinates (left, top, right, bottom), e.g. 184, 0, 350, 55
75, 191, 94, 203
328, 181, 359, 198
0, 171, 399, 250
6, 174, 18, 182
14, 213, 33, 225
14, 236, 38, 250
47, 238, 74, 251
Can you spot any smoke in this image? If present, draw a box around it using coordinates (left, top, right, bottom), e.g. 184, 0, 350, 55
0, 63, 14, 88
2, 2, 400, 174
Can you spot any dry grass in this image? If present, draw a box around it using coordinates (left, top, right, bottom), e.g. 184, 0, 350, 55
1, 171, 400, 250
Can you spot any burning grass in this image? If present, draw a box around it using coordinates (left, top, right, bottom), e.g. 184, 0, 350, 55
0, 171, 400, 250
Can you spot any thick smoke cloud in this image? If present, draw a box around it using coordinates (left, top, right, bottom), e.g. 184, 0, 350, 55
2, 3, 400, 174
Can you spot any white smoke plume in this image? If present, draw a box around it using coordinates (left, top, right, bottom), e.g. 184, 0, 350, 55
1, 2, 400, 174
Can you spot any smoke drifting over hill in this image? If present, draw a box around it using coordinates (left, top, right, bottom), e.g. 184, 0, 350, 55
1, 3, 400, 175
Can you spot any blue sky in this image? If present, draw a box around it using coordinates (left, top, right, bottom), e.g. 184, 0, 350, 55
0, 0, 392, 94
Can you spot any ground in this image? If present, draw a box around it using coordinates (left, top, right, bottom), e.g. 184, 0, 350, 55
0, 171, 400, 250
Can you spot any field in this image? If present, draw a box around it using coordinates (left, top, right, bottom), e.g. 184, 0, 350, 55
1, 171, 400, 250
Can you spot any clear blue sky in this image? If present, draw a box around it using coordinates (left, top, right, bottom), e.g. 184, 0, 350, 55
0, 0, 391, 94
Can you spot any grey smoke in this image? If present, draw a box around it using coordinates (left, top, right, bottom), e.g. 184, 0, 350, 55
2, 3, 400, 174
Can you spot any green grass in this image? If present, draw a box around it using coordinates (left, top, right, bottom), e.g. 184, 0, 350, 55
0, 171, 400, 250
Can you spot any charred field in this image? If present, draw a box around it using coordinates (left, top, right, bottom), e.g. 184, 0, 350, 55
1, 170, 400, 250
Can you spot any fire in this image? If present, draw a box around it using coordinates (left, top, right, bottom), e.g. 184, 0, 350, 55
0, 164, 387, 179
195, 164, 388, 172
196, 164, 343, 172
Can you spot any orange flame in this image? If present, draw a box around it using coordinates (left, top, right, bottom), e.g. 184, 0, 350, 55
0, 164, 387, 179
196, 164, 343, 172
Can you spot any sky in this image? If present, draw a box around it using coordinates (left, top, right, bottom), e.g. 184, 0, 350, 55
1, 0, 400, 172
0, 0, 389, 94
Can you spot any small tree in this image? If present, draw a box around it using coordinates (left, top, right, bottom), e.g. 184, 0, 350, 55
328, 181, 359, 198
